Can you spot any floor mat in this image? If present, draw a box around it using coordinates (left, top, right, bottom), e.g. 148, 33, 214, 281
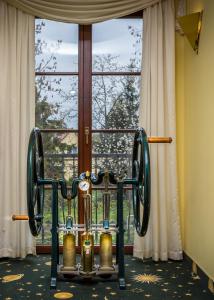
0, 255, 213, 299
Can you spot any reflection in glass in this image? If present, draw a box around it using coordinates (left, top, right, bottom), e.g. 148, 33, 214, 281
36, 76, 78, 129
92, 19, 143, 72
35, 19, 78, 72
92, 76, 140, 129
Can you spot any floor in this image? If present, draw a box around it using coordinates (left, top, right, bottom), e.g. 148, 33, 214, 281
0, 255, 213, 299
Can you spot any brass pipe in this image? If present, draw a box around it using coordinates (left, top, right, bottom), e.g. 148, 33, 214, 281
83, 193, 92, 231
67, 198, 71, 216
103, 170, 110, 222
81, 183, 94, 273
104, 170, 109, 193
100, 170, 113, 271
103, 193, 110, 221
12, 215, 29, 221
148, 137, 172, 143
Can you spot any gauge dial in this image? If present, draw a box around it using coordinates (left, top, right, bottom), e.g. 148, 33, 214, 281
78, 180, 90, 192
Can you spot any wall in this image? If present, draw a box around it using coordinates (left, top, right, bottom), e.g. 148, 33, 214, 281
176, 0, 214, 280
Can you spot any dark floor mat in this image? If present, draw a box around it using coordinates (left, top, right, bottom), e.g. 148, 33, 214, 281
0, 255, 213, 299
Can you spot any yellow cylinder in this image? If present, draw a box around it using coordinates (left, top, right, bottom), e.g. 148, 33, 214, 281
62, 233, 76, 271
81, 232, 94, 273
99, 232, 113, 270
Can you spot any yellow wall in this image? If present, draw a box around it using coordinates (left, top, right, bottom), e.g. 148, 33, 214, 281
176, 0, 214, 280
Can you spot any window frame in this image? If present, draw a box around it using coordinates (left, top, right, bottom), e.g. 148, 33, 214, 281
35, 12, 143, 253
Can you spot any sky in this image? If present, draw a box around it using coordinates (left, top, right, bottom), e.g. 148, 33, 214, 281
35, 18, 143, 72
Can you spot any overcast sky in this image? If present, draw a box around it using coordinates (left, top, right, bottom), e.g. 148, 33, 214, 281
35, 18, 143, 72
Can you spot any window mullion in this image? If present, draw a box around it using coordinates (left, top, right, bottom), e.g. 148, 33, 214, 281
78, 24, 92, 233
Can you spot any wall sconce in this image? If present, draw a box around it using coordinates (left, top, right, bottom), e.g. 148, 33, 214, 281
178, 11, 203, 54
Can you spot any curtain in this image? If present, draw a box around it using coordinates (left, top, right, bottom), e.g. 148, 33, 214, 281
4, 0, 159, 24
134, 0, 183, 261
0, 0, 35, 258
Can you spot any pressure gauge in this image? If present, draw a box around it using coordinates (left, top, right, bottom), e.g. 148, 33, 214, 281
79, 180, 90, 192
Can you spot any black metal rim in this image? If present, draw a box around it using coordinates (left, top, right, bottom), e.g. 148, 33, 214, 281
27, 128, 44, 236
132, 128, 151, 237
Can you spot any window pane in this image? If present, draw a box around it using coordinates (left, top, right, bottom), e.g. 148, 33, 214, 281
35, 19, 78, 72
36, 190, 78, 245
92, 19, 143, 72
36, 132, 78, 245
36, 75, 78, 129
92, 75, 140, 129
42, 132, 78, 181
92, 132, 135, 245
92, 132, 134, 177
92, 189, 134, 245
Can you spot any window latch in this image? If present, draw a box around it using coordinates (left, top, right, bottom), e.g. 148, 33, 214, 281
84, 127, 89, 145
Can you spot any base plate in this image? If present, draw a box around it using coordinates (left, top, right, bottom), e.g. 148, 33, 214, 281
58, 264, 118, 278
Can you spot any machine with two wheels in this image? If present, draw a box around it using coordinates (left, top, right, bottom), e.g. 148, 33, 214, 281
12, 127, 172, 289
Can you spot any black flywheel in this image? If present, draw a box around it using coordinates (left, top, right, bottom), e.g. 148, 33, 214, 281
132, 128, 151, 237
27, 128, 44, 236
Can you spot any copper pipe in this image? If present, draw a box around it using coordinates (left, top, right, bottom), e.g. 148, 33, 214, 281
83, 193, 92, 231
12, 215, 29, 221
67, 199, 72, 216
103, 170, 110, 221
148, 137, 172, 143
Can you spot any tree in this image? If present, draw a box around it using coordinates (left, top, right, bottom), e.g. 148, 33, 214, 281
92, 58, 140, 177
35, 20, 77, 181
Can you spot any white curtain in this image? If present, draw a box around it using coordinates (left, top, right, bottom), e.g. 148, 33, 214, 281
0, 0, 36, 258
4, 0, 159, 24
134, 0, 183, 261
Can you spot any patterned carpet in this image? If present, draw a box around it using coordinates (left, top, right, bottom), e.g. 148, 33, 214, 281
0, 255, 213, 299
